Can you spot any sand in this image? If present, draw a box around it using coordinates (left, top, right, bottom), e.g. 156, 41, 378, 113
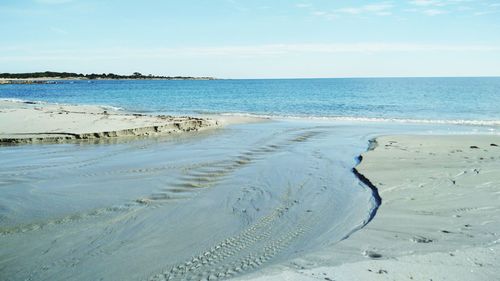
0, 121, 380, 281
0, 100, 220, 143
2, 99, 499, 280
238, 134, 500, 281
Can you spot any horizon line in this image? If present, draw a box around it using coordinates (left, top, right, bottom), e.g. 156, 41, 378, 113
1, 71, 500, 80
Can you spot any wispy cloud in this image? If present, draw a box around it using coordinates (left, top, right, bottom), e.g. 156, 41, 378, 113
474, 10, 500, 16
422, 9, 447, 15
409, 0, 446, 6
336, 3, 394, 15
409, 0, 474, 6
296, 0, 498, 18
297, 1, 495, 19
407, 0, 499, 16
305, 2, 394, 20
2, 42, 499, 62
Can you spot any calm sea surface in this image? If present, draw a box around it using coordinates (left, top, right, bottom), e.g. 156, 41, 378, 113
1, 77, 499, 121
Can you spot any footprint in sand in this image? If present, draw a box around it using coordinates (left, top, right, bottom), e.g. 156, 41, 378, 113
363, 250, 382, 259
411, 235, 433, 243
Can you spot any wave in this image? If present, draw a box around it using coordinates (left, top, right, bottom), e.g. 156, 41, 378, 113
97, 104, 125, 111
215, 112, 500, 126
3, 99, 499, 126
0, 98, 124, 111
0, 98, 38, 103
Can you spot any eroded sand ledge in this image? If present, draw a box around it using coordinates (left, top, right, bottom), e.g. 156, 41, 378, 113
0, 100, 220, 144
240, 134, 500, 281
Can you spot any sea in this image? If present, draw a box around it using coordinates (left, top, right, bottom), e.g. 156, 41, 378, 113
1, 77, 500, 123
1, 77, 499, 281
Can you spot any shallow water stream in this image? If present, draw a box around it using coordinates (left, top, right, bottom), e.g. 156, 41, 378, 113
0, 120, 492, 281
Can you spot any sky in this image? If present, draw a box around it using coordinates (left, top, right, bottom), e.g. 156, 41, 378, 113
1, 0, 500, 78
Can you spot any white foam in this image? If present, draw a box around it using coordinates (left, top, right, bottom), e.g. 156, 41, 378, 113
0, 98, 44, 104
218, 112, 500, 126
2, 99, 498, 126
95, 104, 124, 111
0, 98, 124, 111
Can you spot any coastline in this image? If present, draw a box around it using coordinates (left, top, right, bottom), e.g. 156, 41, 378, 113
239, 134, 500, 281
1, 98, 500, 280
0, 100, 220, 144
0, 77, 217, 85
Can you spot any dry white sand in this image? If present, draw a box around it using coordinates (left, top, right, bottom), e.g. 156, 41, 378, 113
0, 100, 220, 143
238, 134, 500, 281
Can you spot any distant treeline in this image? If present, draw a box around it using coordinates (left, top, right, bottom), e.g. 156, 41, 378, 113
0, 71, 215, 80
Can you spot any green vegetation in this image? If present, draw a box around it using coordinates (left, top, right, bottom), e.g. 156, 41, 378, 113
0, 71, 215, 80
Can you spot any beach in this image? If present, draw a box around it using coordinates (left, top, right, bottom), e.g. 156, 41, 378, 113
1, 93, 499, 281
239, 135, 500, 281
2, 0, 500, 278
0, 100, 219, 143
0, 101, 381, 280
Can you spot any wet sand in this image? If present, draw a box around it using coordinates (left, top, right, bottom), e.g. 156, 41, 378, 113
240, 135, 500, 281
1, 121, 382, 280
1, 100, 499, 280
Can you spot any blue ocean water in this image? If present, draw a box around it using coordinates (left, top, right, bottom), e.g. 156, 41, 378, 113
1, 77, 499, 122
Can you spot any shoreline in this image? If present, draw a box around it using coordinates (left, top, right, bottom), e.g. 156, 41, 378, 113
0, 77, 217, 85
218, 113, 500, 127
239, 134, 500, 281
3, 98, 500, 128
0, 99, 221, 144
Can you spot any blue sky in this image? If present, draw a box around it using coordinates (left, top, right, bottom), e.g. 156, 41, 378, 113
1, 0, 500, 78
